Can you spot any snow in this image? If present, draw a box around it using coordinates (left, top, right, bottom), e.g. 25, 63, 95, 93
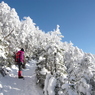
40, 67, 50, 75
43, 74, 51, 95
47, 77, 57, 95
0, 60, 44, 95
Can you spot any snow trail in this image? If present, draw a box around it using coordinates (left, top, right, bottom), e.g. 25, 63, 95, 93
0, 60, 44, 95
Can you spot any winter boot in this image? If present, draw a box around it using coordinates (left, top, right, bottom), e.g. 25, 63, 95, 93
18, 71, 23, 78
18, 76, 24, 79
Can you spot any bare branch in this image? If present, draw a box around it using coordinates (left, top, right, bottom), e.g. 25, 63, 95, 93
4, 29, 14, 39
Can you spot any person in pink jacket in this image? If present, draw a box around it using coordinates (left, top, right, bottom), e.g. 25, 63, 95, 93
17, 48, 25, 78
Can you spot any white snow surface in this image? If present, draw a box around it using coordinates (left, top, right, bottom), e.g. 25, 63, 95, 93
0, 60, 44, 95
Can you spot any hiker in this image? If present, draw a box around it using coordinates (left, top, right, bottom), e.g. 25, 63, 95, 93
16, 48, 26, 78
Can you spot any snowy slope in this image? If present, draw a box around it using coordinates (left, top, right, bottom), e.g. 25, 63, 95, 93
0, 60, 44, 95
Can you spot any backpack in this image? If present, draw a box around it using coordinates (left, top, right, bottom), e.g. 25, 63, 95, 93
15, 52, 21, 62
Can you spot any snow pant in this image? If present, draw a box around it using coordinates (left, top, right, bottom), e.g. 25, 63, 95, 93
18, 62, 23, 77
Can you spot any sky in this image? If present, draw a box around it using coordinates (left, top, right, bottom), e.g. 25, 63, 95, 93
0, 0, 95, 54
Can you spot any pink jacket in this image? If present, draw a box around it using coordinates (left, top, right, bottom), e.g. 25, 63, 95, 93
17, 50, 24, 62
